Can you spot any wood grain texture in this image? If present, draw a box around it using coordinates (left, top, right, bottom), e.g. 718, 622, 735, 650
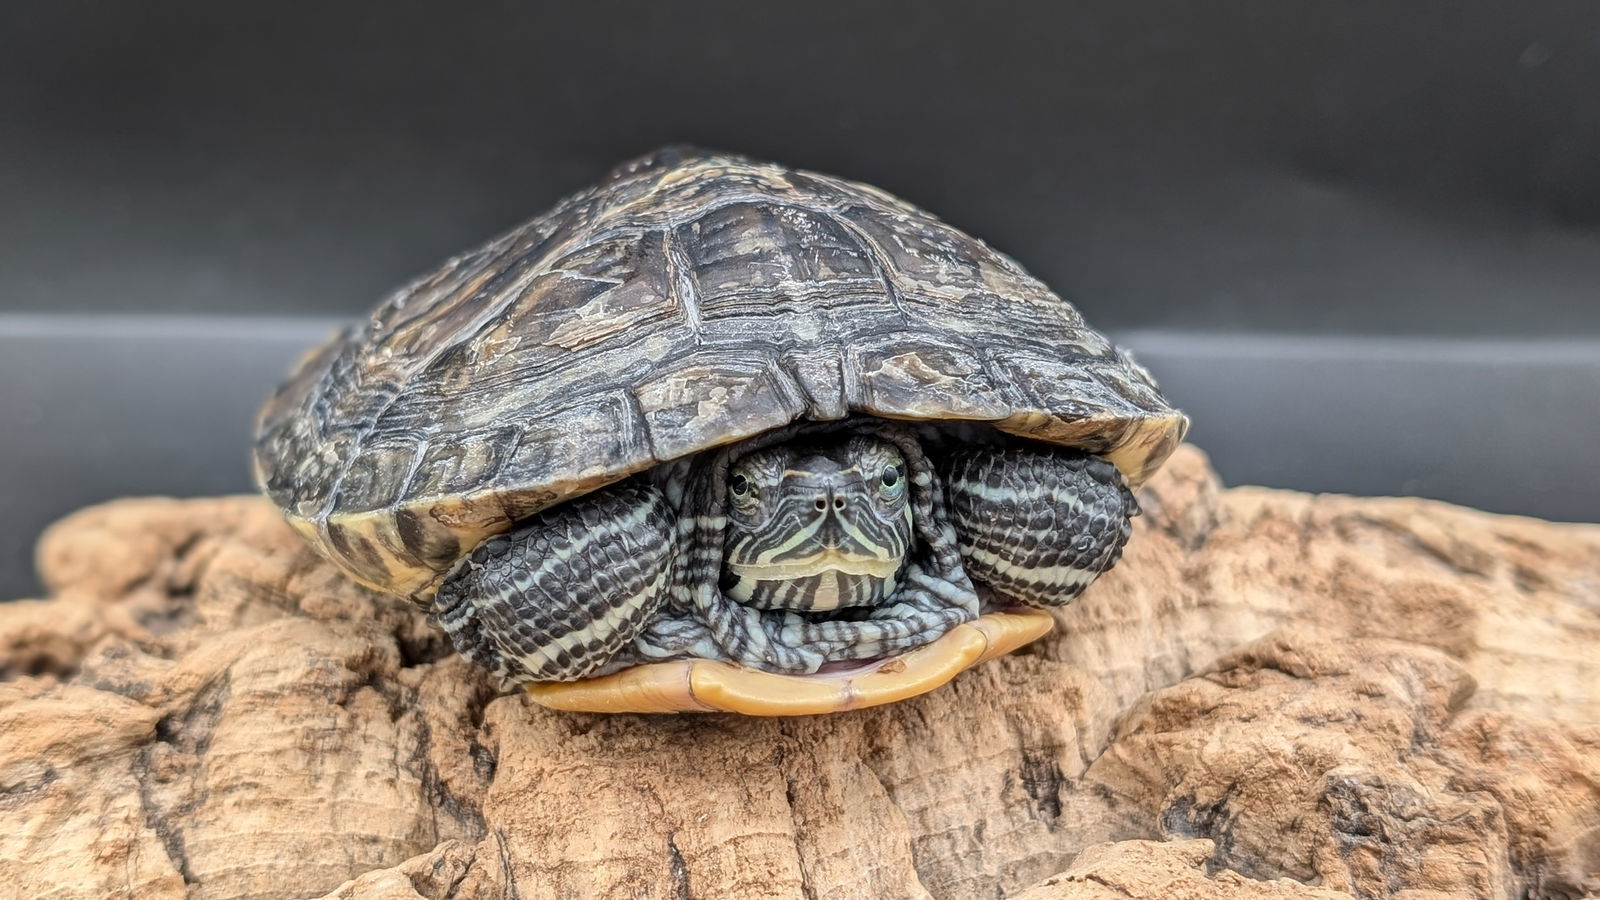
3, 446, 1596, 899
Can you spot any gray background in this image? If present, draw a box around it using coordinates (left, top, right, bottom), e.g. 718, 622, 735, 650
2, 2, 1598, 598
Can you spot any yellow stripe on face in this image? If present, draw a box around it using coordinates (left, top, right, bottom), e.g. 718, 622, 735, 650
727, 550, 903, 581
810, 571, 843, 611
834, 510, 896, 557
750, 514, 826, 564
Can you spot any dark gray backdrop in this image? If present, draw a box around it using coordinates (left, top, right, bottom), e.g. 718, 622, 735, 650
3, 2, 1598, 598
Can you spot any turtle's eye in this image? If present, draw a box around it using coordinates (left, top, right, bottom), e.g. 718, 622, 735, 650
879, 463, 905, 497
729, 473, 752, 500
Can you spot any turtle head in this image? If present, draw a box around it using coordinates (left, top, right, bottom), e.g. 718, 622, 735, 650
721, 434, 914, 612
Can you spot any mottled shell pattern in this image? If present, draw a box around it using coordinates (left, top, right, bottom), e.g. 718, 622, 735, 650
253, 148, 1187, 601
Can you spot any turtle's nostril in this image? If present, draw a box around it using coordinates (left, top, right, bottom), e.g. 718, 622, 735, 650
833, 497, 847, 511
813, 497, 827, 511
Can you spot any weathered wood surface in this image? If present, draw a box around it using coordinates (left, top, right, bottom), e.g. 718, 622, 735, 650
1, 446, 1596, 899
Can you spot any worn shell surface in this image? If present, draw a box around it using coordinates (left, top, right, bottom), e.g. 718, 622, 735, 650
254, 148, 1187, 599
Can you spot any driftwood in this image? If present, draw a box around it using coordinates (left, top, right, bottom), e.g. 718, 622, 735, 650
1, 446, 1596, 899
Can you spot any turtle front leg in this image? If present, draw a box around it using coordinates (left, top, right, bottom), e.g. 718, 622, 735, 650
430, 480, 676, 685
940, 445, 1136, 608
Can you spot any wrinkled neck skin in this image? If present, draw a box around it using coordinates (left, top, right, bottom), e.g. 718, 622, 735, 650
613, 419, 982, 677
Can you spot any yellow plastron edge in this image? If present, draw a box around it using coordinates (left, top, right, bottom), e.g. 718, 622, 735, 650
525, 608, 1055, 715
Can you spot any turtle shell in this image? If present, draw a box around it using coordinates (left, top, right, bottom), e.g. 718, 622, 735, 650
254, 147, 1187, 600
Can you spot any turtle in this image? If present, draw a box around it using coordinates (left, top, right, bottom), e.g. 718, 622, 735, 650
253, 147, 1187, 715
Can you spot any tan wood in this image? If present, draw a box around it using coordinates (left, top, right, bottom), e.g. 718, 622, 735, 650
3, 446, 1596, 899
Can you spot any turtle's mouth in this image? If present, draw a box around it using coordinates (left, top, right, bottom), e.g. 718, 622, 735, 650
726, 552, 901, 581
725, 552, 903, 613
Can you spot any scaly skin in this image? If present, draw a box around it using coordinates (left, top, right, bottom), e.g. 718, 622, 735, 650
432, 423, 1136, 687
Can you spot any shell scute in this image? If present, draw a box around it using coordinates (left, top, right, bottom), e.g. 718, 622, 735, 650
633, 356, 804, 461
852, 341, 1013, 423
407, 428, 519, 500
333, 436, 422, 514
497, 393, 655, 494
682, 201, 884, 297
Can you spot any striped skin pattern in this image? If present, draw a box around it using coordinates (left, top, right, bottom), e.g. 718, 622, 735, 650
430, 421, 1139, 685
431, 421, 994, 683
941, 446, 1136, 608
655, 422, 980, 675
430, 420, 1141, 685
431, 481, 675, 682
721, 435, 914, 613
